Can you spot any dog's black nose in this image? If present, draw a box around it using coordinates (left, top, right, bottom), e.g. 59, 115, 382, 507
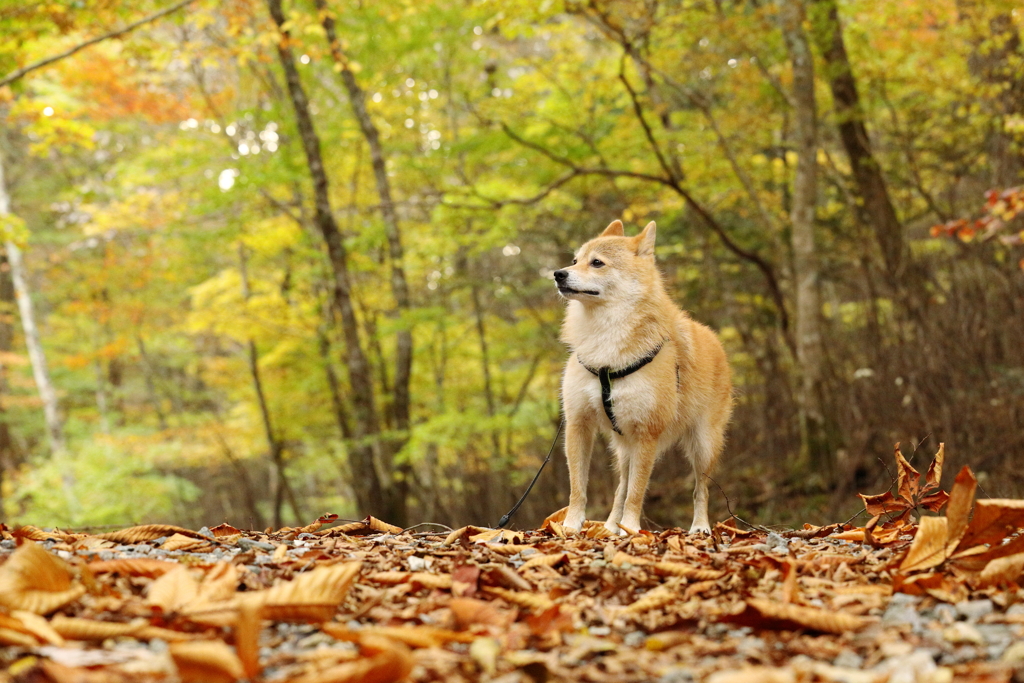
553, 270, 568, 282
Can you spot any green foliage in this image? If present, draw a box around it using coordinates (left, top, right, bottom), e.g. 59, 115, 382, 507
0, 0, 1021, 527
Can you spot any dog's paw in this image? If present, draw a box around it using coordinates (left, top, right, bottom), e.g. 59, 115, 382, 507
603, 521, 628, 537
563, 515, 585, 533
688, 523, 711, 535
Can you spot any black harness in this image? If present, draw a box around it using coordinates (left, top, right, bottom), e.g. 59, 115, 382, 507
578, 343, 664, 435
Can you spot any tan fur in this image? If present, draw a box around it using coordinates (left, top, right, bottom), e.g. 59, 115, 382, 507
555, 220, 733, 534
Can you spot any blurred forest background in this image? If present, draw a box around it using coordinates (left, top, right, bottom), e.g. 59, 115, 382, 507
0, 0, 1021, 531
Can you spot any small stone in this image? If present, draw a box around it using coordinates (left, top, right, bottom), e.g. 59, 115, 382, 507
1006, 604, 1024, 617
765, 532, 789, 551
889, 593, 922, 607
0, 539, 15, 549
882, 604, 924, 633
588, 626, 611, 637
1003, 641, 1024, 665
833, 651, 864, 669
943, 622, 984, 645
238, 538, 275, 552
624, 631, 646, 648
55, 550, 72, 561
932, 603, 958, 625
874, 650, 941, 683
956, 599, 994, 622
197, 526, 213, 538
737, 637, 766, 658
658, 668, 696, 683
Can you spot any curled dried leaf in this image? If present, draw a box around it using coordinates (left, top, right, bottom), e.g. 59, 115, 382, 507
481, 585, 554, 612
652, 562, 724, 581
367, 571, 452, 590
87, 558, 179, 578
170, 640, 246, 683
899, 516, 949, 573
288, 644, 413, 683
724, 598, 874, 634
0, 540, 86, 615
241, 561, 361, 622
520, 553, 569, 570
623, 579, 683, 615
95, 524, 206, 544
50, 615, 146, 640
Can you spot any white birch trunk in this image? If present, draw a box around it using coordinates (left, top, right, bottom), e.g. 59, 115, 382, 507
0, 148, 67, 457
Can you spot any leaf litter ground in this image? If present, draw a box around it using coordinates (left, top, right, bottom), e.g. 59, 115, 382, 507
2, 446, 1024, 683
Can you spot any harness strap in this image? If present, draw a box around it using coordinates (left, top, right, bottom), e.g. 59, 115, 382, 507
579, 343, 664, 435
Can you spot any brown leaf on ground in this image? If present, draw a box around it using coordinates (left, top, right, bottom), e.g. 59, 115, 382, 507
0, 540, 86, 615
448, 597, 510, 629
87, 558, 179, 578
234, 602, 262, 679
481, 585, 554, 612
945, 465, 977, 552
241, 561, 361, 622
860, 443, 950, 521
723, 599, 875, 635
50, 616, 146, 640
900, 515, 950, 572
976, 552, 1024, 588
288, 644, 413, 683
541, 506, 568, 527
367, 571, 453, 590
209, 523, 243, 537
298, 513, 340, 534
955, 499, 1024, 552
94, 524, 206, 544
147, 566, 201, 613
169, 640, 246, 683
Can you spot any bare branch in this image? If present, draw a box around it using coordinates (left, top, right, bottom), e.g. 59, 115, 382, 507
0, 0, 199, 88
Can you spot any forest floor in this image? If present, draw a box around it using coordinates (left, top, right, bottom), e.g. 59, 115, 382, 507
2, 485, 1024, 683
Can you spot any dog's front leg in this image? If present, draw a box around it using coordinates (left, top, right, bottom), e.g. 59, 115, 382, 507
563, 420, 596, 532
604, 446, 629, 535
618, 439, 659, 533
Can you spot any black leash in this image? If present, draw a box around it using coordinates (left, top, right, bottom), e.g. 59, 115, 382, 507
496, 418, 564, 529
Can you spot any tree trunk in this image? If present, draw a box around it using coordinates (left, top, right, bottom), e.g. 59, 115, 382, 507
238, 243, 303, 527
780, 0, 832, 477
0, 254, 14, 521
266, 0, 394, 522
811, 0, 907, 286
315, 0, 413, 525
0, 148, 65, 458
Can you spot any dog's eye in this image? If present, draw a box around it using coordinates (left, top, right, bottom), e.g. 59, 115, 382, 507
591, 259, 604, 268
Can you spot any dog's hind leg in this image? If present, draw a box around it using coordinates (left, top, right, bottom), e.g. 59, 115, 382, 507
686, 420, 724, 534
564, 421, 596, 532
604, 445, 630, 535
617, 439, 660, 534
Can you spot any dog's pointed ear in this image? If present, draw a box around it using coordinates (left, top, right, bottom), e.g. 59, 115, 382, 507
600, 220, 624, 237
635, 221, 657, 257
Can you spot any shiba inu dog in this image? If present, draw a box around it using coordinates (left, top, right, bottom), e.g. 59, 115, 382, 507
554, 220, 733, 534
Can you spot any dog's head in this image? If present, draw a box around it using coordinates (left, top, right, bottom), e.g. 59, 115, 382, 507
553, 219, 659, 303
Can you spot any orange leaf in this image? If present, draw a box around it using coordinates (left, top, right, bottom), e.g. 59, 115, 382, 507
0, 540, 86, 615
95, 524, 206, 544
945, 466, 977, 552
899, 516, 949, 573
723, 598, 874, 634
169, 640, 246, 683
924, 443, 945, 490
87, 558, 179, 578
955, 499, 1024, 552
240, 561, 361, 622
894, 444, 920, 503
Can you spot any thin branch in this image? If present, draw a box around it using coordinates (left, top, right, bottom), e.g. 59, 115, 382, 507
0, 0, 199, 88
